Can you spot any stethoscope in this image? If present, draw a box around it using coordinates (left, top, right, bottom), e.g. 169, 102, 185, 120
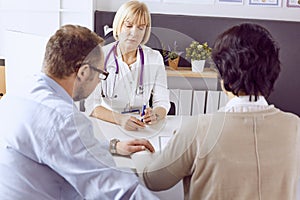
101, 42, 145, 99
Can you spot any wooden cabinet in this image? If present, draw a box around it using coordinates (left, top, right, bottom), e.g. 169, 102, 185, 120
0, 61, 6, 99
165, 67, 227, 116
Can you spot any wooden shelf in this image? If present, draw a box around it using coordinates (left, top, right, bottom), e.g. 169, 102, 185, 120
166, 67, 218, 78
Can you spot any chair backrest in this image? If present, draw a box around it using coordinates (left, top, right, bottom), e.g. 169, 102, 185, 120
167, 102, 176, 115
103, 31, 115, 46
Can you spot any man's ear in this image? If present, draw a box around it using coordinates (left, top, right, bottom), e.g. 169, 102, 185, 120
76, 64, 91, 81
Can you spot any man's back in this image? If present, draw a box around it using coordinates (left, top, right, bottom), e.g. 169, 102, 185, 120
0, 74, 157, 199
0, 74, 86, 199
190, 110, 300, 199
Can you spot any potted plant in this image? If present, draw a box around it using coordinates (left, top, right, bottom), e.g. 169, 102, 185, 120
186, 41, 212, 72
162, 41, 183, 70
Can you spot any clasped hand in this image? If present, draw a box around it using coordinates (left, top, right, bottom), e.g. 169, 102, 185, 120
120, 108, 159, 131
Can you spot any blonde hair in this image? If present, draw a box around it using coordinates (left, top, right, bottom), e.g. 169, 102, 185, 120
112, 0, 151, 44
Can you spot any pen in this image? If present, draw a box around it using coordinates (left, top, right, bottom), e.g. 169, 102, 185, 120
141, 104, 146, 122
121, 109, 140, 114
141, 104, 146, 116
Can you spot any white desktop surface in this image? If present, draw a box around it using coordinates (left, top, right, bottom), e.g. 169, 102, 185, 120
91, 116, 185, 167
90, 116, 186, 200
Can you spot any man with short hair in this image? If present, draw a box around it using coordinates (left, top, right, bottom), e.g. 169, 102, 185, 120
0, 24, 157, 199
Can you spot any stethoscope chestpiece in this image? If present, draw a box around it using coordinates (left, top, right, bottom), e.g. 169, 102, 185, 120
101, 90, 118, 98
101, 93, 118, 98
138, 85, 144, 95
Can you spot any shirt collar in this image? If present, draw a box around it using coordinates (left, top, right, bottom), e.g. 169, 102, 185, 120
40, 73, 73, 103
223, 95, 272, 112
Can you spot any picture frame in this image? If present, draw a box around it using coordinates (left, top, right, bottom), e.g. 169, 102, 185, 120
249, 0, 282, 7
287, 0, 300, 7
217, 0, 244, 4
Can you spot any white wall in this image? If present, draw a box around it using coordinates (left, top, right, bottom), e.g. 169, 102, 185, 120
96, 0, 300, 22
0, 0, 94, 93
0, 0, 299, 93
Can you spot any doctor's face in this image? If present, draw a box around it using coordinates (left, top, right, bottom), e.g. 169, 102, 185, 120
118, 20, 146, 51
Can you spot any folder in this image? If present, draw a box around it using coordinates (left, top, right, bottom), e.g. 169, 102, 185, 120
219, 91, 229, 109
178, 90, 193, 115
206, 90, 220, 113
192, 90, 206, 115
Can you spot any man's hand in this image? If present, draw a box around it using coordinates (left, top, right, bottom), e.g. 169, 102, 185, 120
116, 139, 155, 156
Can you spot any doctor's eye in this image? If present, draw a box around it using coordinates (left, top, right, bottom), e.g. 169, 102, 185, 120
123, 21, 133, 28
138, 25, 146, 31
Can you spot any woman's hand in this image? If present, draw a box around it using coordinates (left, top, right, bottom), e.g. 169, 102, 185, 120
116, 139, 155, 156
142, 108, 159, 125
119, 115, 145, 131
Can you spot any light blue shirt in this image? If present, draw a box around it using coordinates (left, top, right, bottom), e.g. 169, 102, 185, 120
0, 73, 157, 200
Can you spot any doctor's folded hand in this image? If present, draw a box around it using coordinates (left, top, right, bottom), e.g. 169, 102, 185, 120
141, 108, 159, 125
118, 115, 146, 131
117, 107, 162, 131
117, 139, 155, 156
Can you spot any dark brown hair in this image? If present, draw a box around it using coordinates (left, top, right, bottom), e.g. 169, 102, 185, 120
43, 24, 104, 78
212, 23, 281, 99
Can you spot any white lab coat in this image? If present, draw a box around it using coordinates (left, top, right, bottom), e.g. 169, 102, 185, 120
85, 42, 170, 114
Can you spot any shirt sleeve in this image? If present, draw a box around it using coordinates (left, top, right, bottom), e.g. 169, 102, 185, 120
150, 50, 171, 112
143, 116, 200, 191
41, 111, 158, 199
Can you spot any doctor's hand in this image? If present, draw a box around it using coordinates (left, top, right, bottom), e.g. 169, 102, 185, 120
142, 108, 159, 125
116, 139, 155, 156
119, 115, 145, 131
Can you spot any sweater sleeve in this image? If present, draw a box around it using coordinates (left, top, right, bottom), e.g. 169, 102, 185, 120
143, 116, 200, 191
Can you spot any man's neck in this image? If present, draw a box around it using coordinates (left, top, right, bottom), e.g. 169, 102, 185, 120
47, 73, 76, 98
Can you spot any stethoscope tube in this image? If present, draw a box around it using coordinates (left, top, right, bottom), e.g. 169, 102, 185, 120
102, 42, 145, 98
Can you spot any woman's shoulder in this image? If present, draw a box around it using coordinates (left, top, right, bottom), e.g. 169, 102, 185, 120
141, 45, 164, 66
141, 45, 162, 57
274, 108, 300, 124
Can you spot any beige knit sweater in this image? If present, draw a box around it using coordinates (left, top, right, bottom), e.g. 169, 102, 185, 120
143, 108, 300, 200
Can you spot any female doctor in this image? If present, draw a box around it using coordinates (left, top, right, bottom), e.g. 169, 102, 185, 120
85, 0, 170, 131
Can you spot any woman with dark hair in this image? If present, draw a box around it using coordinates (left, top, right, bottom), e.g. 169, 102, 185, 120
142, 23, 300, 200
213, 23, 281, 103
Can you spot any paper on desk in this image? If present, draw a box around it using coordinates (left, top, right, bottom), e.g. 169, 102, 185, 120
159, 136, 172, 151
121, 118, 167, 139
92, 115, 167, 140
